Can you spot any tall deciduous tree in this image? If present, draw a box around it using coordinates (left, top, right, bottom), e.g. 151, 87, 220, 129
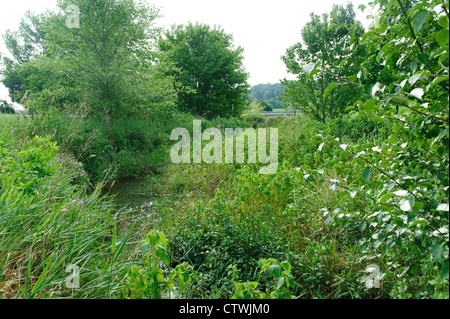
1, 11, 50, 98
49, 0, 163, 124
2, 0, 174, 123
281, 4, 366, 123
158, 22, 250, 119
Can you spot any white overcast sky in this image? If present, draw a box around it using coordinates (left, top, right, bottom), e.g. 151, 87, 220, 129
0, 0, 372, 86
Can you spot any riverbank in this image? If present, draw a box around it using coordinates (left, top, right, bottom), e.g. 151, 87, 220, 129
0, 117, 136, 298
1, 113, 448, 299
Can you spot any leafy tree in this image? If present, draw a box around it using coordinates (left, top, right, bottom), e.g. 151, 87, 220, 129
1, 11, 51, 99
308, 0, 449, 297
247, 98, 264, 115
158, 22, 250, 119
2, 0, 174, 123
281, 3, 366, 122
0, 104, 15, 114
247, 83, 286, 109
259, 99, 273, 112
47, 0, 166, 124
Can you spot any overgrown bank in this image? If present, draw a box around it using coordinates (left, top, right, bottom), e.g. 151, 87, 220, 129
149, 114, 448, 299
1, 0, 448, 300
0, 115, 133, 298
1, 111, 448, 299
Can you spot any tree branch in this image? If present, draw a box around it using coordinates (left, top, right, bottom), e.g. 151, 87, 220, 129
321, 69, 449, 124
326, 140, 445, 236
397, 0, 424, 54
442, 0, 450, 19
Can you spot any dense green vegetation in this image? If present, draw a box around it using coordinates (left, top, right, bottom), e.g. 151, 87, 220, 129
282, 3, 366, 122
158, 22, 250, 119
247, 83, 286, 110
0, 116, 134, 298
0, 105, 15, 114
1, 0, 448, 300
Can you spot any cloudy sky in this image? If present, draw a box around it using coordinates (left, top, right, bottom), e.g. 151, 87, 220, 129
0, 0, 372, 87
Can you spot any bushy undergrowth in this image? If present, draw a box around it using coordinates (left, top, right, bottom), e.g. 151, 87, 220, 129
170, 202, 286, 298
24, 109, 251, 186
24, 110, 172, 184
1, 110, 447, 299
0, 117, 135, 298
151, 113, 448, 299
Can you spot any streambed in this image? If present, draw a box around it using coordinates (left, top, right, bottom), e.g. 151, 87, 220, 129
106, 176, 157, 222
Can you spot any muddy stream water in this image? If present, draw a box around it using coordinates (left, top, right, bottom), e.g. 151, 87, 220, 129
105, 177, 158, 223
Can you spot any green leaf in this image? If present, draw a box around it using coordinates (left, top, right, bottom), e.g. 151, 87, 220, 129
393, 190, 408, 197
305, 62, 318, 77
408, 72, 423, 86
427, 76, 449, 91
431, 242, 445, 264
337, 23, 346, 31
309, 69, 321, 78
413, 11, 429, 34
318, 142, 325, 151
277, 277, 285, 289
137, 280, 145, 290
438, 15, 449, 28
362, 167, 373, 183
281, 261, 291, 272
156, 249, 170, 266
364, 82, 380, 99
436, 29, 449, 47
441, 260, 449, 280
178, 276, 185, 292
399, 199, 412, 212
408, 195, 415, 211
409, 88, 424, 100
273, 265, 282, 278
328, 22, 336, 31
324, 82, 339, 99
378, 192, 395, 203
436, 203, 449, 212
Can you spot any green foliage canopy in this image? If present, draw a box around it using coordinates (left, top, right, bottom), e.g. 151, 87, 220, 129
248, 83, 286, 110
158, 22, 250, 119
2, 0, 176, 123
281, 3, 366, 122
305, 0, 449, 297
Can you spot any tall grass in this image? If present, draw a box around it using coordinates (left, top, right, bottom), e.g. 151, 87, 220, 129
0, 117, 137, 298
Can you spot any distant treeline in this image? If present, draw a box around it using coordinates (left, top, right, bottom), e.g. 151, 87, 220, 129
247, 83, 286, 110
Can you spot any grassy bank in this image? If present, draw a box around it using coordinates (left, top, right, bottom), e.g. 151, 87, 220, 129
1, 112, 448, 299
143, 114, 448, 299
0, 115, 138, 298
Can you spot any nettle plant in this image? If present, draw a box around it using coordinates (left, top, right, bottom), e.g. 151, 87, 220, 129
305, 0, 449, 297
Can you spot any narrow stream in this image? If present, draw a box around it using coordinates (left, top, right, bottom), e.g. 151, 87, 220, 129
106, 177, 157, 222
